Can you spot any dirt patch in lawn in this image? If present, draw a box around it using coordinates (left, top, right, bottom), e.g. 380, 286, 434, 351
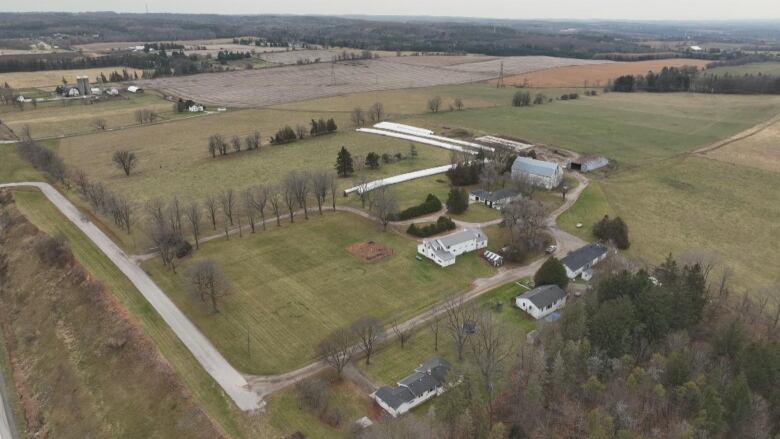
347, 240, 394, 262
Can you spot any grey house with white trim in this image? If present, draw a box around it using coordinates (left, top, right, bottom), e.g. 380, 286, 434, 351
515, 285, 567, 319
372, 358, 451, 417
511, 157, 564, 189
560, 244, 610, 280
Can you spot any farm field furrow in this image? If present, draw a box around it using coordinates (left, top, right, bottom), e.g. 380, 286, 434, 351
141, 56, 604, 108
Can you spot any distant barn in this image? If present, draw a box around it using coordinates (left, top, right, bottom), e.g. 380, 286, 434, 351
570, 155, 608, 172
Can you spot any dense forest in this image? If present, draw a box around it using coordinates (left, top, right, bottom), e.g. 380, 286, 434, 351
358, 255, 780, 439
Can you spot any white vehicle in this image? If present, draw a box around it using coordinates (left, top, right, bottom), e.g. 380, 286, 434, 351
545, 245, 558, 254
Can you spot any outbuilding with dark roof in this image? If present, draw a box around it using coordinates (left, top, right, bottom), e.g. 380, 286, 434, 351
371, 357, 452, 417
561, 243, 611, 280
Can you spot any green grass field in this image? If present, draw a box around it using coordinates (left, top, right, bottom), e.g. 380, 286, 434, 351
10, 189, 267, 438
358, 281, 535, 386
403, 92, 780, 166
557, 181, 615, 241
142, 211, 496, 374
706, 61, 780, 77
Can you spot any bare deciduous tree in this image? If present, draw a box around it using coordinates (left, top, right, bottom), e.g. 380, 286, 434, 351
112, 150, 137, 176
328, 173, 338, 212
231, 135, 242, 153
145, 198, 166, 230
219, 189, 235, 225
204, 195, 218, 230
391, 316, 412, 349
282, 176, 298, 223
454, 97, 464, 111
268, 185, 283, 226
311, 171, 330, 215
243, 188, 257, 233
187, 260, 230, 313
369, 102, 385, 123
470, 311, 513, 425
168, 195, 182, 236
295, 124, 307, 140
369, 186, 398, 231
351, 317, 383, 365
184, 201, 202, 249
244, 130, 261, 150
252, 185, 269, 230
429, 306, 441, 352
317, 328, 354, 377
288, 171, 311, 220
427, 96, 442, 113
479, 161, 502, 192
148, 220, 178, 273
351, 106, 366, 127
444, 294, 476, 361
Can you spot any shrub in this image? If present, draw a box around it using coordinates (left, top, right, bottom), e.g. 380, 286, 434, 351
534, 257, 569, 289
504, 244, 528, 264
391, 194, 442, 221
270, 126, 297, 144
512, 91, 531, 107
175, 239, 193, 258
407, 216, 456, 237
295, 378, 330, 412
446, 162, 482, 186
34, 236, 70, 268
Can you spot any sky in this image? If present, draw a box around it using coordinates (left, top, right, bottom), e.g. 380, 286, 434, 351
1, 0, 779, 21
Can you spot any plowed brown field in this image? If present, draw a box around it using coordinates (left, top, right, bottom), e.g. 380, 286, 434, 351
495, 58, 710, 88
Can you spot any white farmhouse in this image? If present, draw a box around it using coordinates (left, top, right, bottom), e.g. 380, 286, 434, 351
560, 243, 611, 280
516, 285, 567, 319
417, 227, 487, 268
372, 358, 451, 417
188, 104, 204, 113
511, 156, 564, 189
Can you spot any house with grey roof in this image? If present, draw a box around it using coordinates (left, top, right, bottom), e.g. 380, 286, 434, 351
511, 156, 564, 189
469, 188, 521, 210
417, 227, 487, 267
372, 358, 452, 417
515, 284, 567, 319
561, 243, 611, 280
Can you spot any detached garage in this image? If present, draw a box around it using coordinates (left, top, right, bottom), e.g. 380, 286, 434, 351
570, 155, 609, 172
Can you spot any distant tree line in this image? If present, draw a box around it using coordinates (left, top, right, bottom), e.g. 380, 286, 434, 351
613, 66, 780, 94
216, 50, 252, 63
143, 42, 185, 52
207, 131, 262, 158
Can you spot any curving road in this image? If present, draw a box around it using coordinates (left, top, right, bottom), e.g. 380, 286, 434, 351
0, 182, 261, 412
0, 172, 588, 411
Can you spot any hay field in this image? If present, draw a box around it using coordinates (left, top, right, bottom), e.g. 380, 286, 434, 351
0, 92, 178, 139
0, 67, 143, 89
141, 56, 602, 108
55, 108, 452, 206
143, 211, 495, 374
390, 54, 498, 67
704, 117, 780, 172
705, 61, 780, 76
258, 48, 364, 64
497, 58, 710, 88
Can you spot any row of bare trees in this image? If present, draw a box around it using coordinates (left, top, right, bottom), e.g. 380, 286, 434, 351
350, 102, 385, 127
207, 131, 261, 158
72, 169, 133, 233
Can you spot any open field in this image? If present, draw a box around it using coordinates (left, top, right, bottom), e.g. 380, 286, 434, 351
358, 281, 535, 386
404, 92, 780, 166
390, 54, 498, 67
496, 58, 710, 88
705, 61, 780, 77
0, 67, 142, 89
0, 194, 221, 438
142, 211, 495, 374
557, 181, 615, 242
703, 117, 780, 172
141, 56, 604, 108
56, 114, 452, 206
598, 156, 780, 293
10, 189, 267, 438
0, 91, 181, 139
258, 48, 364, 64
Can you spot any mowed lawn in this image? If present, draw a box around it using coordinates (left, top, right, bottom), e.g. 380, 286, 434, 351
358, 281, 535, 386
143, 211, 496, 374
404, 92, 780, 166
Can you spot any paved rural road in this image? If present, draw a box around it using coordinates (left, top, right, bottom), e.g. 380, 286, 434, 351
0, 365, 17, 439
0, 182, 261, 412
245, 173, 590, 396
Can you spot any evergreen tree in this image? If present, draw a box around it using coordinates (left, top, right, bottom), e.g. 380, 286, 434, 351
446, 187, 469, 214
724, 373, 752, 430
534, 257, 569, 289
665, 350, 691, 387
696, 386, 727, 435
335, 146, 354, 177
326, 118, 337, 132
365, 152, 380, 169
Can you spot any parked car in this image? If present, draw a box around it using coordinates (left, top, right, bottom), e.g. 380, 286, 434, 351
545, 245, 558, 254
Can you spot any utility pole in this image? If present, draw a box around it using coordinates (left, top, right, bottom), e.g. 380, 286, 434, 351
497, 61, 504, 89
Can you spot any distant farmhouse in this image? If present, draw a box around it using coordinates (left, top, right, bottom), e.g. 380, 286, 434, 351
127, 86, 143, 93
372, 358, 451, 417
516, 284, 567, 319
469, 188, 521, 210
417, 228, 487, 268
569, 155, 608, 172
511, 156, 564, 189
561, 243, 611, 280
